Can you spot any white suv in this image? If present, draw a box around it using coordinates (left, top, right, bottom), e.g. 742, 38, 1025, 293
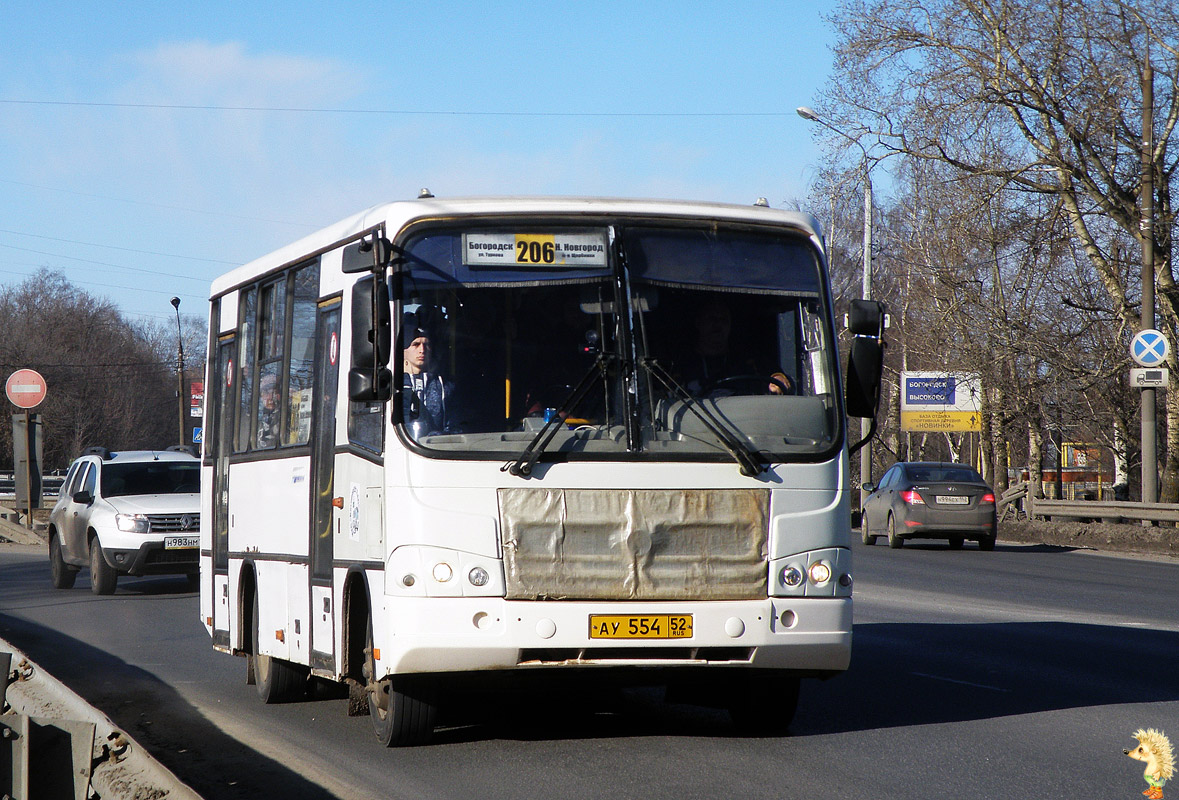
48, 447, 201, 595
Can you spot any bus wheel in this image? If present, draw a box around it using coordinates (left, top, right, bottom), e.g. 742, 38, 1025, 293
727, 673, 800, 736
365, 617, 436, 746
252, 592, 308, 703
89, 538, 118, 595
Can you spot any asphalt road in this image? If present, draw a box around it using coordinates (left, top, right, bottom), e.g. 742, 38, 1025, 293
2, 538, 1177, 800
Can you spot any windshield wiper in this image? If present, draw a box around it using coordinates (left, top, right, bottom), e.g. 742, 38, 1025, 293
641, 358, 766, 477
503, 354, 612, 477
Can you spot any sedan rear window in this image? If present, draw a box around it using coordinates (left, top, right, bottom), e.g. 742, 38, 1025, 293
905, 465, 983, 483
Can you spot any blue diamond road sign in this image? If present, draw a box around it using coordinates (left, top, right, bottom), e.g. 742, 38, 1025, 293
1131, 329, 1170, 367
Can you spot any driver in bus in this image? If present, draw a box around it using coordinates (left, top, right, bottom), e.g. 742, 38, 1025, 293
680, 300, 794, 396
401, 314, 451, 437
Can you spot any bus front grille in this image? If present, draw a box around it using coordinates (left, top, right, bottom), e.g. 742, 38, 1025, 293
498, 488, 768, 601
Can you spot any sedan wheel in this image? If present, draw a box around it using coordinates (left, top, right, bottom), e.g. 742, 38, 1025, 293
861, 517, 877, 546
948, 537, 964, 550
887, 515, 903, 549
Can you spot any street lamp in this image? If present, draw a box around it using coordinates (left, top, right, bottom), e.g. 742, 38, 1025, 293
170, 296, 186, 448
797, 106, 876, 511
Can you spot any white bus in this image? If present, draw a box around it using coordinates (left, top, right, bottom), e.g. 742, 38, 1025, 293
200, 195, 884, 746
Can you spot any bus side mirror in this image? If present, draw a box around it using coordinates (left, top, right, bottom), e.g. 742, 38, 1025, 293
349, 367, 393, 403
351, 275, 391, 369
845, 300, 885, 419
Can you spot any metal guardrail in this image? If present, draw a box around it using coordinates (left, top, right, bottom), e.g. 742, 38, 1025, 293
998, 481, 1179, 524
2, 650, 96, 800
1028, 495, 1179, 523
998, 483, 1028, 520
0, 472, 65, 496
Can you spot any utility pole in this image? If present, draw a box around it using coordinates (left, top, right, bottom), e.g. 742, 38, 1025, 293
171, 297, 186, 449
1141, 52, 1156, 505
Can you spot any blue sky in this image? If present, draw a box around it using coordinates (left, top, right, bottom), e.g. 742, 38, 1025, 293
0, 1, 840, 325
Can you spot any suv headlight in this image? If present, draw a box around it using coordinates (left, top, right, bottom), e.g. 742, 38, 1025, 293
116, 513, 150, 533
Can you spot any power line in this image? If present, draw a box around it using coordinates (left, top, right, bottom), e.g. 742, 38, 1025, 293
0, 98, 791, 118
0, 228, 236, 265
0, 243, 211, 282
0, 178, 314, 228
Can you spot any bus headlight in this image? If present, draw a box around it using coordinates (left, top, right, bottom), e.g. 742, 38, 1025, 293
116, 513, 150, 533
808, 561, 832, 585
468, 566, 490, 587
432, 562, 454, 583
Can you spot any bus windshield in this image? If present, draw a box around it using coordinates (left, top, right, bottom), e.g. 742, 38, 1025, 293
394, 221, 841, 463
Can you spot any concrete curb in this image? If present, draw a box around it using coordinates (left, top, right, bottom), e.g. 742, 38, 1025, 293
2, 637, 202, 800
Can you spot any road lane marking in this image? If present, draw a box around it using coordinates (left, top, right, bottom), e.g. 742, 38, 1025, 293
910, 672, 1010, 692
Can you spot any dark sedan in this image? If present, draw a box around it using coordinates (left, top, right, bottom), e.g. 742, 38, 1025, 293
861, 461, 997, 550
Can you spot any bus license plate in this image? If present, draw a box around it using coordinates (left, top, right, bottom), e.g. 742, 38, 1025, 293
164, 536, 199, 549
589, 614, 693, 640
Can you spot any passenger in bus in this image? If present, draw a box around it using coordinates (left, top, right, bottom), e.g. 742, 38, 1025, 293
256, 372, 280, 447
401, 315, 451, 437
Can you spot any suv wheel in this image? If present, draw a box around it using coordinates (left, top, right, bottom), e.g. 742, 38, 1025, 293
50, 534, 78, 589
89, 538, 118, 595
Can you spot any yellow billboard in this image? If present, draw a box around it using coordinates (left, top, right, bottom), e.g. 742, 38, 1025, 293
900, 410, 981, 432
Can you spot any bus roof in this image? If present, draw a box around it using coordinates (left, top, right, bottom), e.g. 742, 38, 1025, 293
211, 195, 825, 297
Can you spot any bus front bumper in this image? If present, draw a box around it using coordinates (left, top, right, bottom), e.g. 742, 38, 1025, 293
374, 596, 851, 677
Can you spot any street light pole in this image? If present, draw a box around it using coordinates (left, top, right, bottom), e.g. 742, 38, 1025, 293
798, 106, 874, 511
170, 296, 186, 449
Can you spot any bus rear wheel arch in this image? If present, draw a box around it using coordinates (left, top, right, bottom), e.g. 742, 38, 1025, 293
244, 574, 308, 702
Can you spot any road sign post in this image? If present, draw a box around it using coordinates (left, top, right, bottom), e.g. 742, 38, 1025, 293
1130, 330, 1168, 505
6, 370, 47, 527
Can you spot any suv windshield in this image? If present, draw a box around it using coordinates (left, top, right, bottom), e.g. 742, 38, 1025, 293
393, 219, 841, 465
101, 462, 200, 497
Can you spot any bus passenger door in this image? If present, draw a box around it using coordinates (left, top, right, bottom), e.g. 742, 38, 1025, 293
309, 301, 341, 671
210, 335, 235, 649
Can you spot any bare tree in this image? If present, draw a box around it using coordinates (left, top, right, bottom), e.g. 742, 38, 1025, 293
0, 270, 198, 470
820, 0, 1178, 499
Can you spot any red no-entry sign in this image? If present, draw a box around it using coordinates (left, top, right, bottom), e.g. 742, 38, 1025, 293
6, 369, 47, 409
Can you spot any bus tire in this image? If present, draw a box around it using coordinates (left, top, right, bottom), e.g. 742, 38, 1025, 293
50, 533, 78, 589
887, 515, 903, 549
252, 591, 307, 703
365, 616, 436, 746
727, 673, 800, 736
89, 537, 118, 595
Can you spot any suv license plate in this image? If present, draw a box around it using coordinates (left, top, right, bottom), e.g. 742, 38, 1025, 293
164, 536, 199, 549
589, 614, 692, 640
